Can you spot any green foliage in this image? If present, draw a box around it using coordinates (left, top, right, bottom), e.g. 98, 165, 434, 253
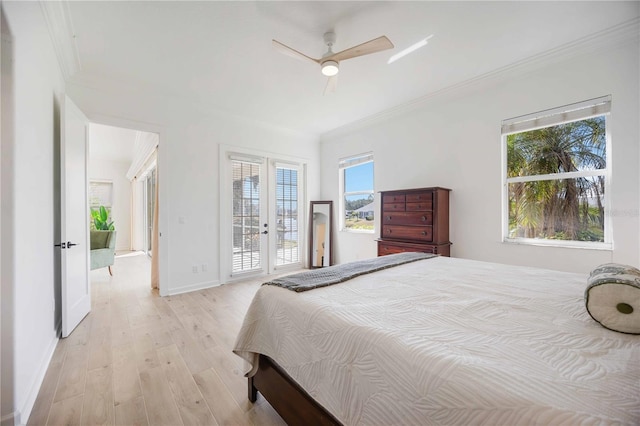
344, 194, 374, 211
91, 206, 115, 230
344, 217, 374, 231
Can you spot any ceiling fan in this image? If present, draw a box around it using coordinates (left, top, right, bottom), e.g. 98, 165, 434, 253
272, 32, 394, 94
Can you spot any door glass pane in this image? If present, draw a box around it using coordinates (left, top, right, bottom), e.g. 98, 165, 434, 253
275, 166, 299, 266
232, 161, 261, 272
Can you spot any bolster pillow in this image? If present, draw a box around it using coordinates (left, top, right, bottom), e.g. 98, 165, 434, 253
585, 263, 640, 334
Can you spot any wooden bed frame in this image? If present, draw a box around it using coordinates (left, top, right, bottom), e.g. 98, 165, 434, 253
248, 354, 342, 426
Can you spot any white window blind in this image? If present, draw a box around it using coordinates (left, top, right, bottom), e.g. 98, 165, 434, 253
339, 152, 374, 169
229, 153, 264, 164
89, 181, 113, 207
501, 95, 611, 135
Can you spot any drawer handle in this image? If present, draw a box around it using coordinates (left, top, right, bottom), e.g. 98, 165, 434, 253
393, 205, 397, 209
387, 230, 392, 234
421, 216, 426, 222
387, 216, 392, 220
421, 231, 427, 236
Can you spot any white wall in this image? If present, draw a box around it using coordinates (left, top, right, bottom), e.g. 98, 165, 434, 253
67, 83, 321, 296
320, 35, 640, 274
1, 2, 66, 424
1, 7, 14, 426
88, 158, 132, 251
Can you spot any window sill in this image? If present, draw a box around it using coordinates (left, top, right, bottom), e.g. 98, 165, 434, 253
341, 228, 375, 234
503, 238, 612, 251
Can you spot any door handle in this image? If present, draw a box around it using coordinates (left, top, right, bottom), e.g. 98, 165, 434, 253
55, 242, 67, 249
261, 230, 268, 235
67, 241, 78, 248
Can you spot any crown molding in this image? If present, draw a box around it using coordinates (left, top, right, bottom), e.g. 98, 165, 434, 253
40, 0, 81, 80
322, 17, 640, 141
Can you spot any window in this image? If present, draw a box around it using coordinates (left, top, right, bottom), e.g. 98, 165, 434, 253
89, 180, 113, 229
502, 96, 611, 247
339, 153, 374, 232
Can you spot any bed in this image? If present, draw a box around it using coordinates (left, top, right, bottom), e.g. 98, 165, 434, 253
233, 255, 640, 425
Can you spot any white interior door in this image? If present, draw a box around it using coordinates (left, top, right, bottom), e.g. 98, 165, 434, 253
60, 95, 91, 338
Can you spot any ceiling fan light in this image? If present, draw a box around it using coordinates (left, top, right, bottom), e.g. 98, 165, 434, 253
321, 60, 339, 76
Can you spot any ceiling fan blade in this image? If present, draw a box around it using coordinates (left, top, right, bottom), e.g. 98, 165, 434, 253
323, 75, 338, 95
272, 40, 320, 65
325, 36, 394, 62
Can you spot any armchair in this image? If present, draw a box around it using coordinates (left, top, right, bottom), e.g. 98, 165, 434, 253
90, 230, 116, 275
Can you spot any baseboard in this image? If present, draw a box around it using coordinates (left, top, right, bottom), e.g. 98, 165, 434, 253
165, 279, 221, 296
17, 335, 58, 425
1, 412, 16, 426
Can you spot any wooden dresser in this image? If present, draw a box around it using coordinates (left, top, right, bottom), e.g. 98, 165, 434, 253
377, 187, 451, 257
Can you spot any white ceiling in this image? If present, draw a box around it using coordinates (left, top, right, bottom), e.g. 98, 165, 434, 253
65, 1, 638, 135
89, 123, 136, 162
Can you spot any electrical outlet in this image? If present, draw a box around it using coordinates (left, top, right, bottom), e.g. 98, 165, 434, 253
201, 264, 207, 272
192, 265, 198, 273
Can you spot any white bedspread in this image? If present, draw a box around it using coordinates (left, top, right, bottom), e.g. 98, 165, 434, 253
233, 257, 640, 425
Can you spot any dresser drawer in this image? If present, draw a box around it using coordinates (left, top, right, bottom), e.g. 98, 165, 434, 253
378, 242, 434, 256
382, 202, 405, 212
382, 211, 433, 226
377, 240, 450, 257
382, 194, 406, 204
406, 192, 432, 203
381, 225, 433, 241
406, 200, 433, 211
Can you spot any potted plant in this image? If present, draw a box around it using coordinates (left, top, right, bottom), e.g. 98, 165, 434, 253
91, 206, 115, 230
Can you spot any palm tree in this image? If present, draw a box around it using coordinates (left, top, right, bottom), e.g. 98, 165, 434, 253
507, 116, 606, 241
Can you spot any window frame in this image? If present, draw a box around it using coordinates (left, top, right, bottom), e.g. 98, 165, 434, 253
501, 96, 612, 249
339, 152, 375, 233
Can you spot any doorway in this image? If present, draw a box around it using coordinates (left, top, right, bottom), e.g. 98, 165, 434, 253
221, 149, 306, 281
88, 123, 159, 279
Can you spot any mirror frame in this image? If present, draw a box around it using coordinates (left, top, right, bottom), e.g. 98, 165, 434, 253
309, 201, 333, 268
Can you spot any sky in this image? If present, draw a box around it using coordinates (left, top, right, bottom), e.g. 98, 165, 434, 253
345, 161, 374, 193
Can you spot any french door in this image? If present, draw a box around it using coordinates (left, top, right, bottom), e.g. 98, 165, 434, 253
229, 155, 303, 277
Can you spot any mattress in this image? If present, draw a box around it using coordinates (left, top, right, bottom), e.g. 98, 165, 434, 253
233, 256, 640, 425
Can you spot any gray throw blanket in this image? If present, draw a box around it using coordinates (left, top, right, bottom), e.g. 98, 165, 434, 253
264, 252, 436, 292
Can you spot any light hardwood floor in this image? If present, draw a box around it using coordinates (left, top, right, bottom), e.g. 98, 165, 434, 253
27, 252, 288, 426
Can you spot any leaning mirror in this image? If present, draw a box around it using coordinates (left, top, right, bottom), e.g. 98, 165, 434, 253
309, 201, 333, 268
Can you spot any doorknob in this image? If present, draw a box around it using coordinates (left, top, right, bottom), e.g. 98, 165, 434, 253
67, 241, 78, 248
261, 230, 268, 235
